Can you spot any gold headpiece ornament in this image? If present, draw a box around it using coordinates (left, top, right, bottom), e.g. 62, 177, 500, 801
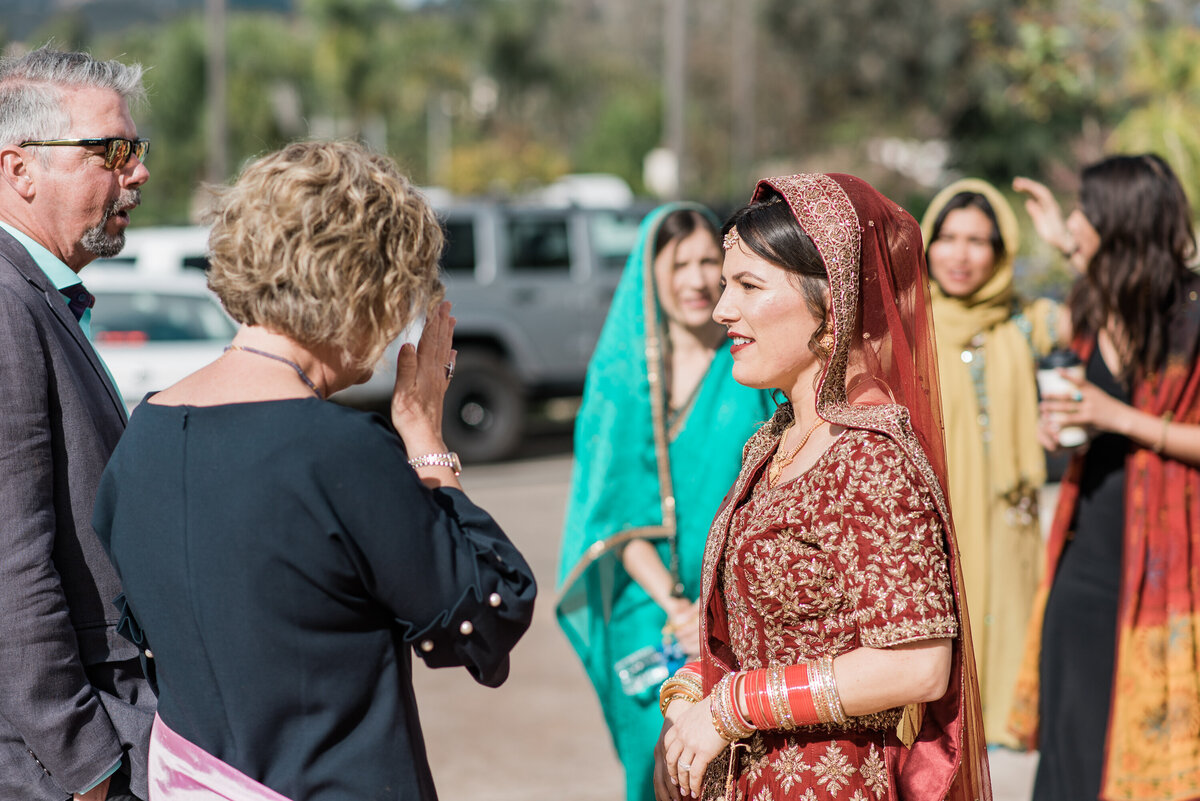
722, 225, 740, 251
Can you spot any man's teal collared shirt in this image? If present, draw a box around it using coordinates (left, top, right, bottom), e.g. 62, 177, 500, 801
0, 221, 96, 338
0, 222, 123, 421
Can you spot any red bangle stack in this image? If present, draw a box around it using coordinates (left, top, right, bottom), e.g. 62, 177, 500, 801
743, 668, 770, 729
737, 660, 836, 731
784, 664, 819, 724
728, 673, 753, 732
710, 673, 754, 741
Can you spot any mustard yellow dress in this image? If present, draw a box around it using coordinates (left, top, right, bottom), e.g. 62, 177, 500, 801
921, 179, 1062, 747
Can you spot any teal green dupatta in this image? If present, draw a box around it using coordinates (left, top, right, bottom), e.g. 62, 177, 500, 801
555, 203, 771, 801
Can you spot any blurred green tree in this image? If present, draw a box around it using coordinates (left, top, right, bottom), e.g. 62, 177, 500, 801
93, 19, 209, 224
1107, 23, 1200, 209
93, 13, 307, 224
36, 0, 1194, 228
955, 2, 1126, 185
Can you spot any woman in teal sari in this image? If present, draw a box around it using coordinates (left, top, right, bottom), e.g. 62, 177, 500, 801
556, 203, 772, 801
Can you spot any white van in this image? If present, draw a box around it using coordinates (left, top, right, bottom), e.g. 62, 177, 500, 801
92, 225, 212, 274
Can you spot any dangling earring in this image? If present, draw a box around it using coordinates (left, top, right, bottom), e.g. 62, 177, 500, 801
819, 327, 835, 355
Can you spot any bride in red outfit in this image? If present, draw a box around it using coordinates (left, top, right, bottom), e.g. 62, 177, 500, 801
653, 173, 989, 801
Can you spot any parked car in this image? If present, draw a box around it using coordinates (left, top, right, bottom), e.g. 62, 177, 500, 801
92, 225, 213, 274
90, 197, 646, 460
432, 201, 643, 460
87, 270, 237, 412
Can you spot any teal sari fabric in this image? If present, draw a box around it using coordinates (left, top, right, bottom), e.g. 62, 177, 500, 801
555, 203, 771, 801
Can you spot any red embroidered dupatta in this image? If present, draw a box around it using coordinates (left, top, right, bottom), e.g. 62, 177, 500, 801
1010, 279, 1200, 801
699, 173, 991, 801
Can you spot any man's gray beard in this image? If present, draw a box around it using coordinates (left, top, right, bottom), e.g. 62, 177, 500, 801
80, 224, 124, 259
80, 190, 140, 259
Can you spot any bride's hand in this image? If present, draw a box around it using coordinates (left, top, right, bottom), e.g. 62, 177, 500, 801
660, 696, 730, 798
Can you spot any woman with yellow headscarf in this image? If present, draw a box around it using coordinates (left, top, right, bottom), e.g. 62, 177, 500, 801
921, 179, 1066, 748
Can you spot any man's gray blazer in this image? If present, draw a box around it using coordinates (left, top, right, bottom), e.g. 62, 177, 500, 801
0, 228, 154, 799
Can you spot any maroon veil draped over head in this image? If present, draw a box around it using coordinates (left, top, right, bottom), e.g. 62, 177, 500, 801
703, 173, 990, 801
758, 174, 950, 493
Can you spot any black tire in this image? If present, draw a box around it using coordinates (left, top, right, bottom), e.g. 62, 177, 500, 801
442, 351, 526, 463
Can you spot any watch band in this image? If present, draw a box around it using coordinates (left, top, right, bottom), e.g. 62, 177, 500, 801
407, 452, 462, 476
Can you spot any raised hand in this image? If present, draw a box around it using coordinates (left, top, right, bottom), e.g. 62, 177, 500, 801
392, 301, 457, 463
1013, 176, 1075, 256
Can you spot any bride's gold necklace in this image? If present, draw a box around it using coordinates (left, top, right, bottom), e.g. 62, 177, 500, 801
767, 416, 826, 487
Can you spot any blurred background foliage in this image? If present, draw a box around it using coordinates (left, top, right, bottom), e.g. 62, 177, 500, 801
7, 0, 1199, 296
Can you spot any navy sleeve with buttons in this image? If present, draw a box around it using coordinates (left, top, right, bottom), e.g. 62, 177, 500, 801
326, 432, 537, 688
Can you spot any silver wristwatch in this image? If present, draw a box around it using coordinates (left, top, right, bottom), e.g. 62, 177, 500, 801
407, 451, 462, 476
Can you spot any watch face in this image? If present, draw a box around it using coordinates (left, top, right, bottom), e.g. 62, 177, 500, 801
449, 452, 462, 474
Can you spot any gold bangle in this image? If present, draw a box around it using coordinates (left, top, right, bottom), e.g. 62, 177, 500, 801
666, 671, 703, 695
811, 656, 848, 725
659, 673, 703, 715
659, 684, 702, 715
728, 672, 756, 734
767, 665, 795, 730
660, 692, 698, 715
824, 662, 848, 725
661, 672, 703, 695
708, 675, 735, 741
809, 660, 830, 723
710, 673, 753, 741
1153, 412, 1174, 454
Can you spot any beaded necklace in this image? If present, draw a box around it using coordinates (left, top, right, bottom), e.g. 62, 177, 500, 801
225, 345, 324, 400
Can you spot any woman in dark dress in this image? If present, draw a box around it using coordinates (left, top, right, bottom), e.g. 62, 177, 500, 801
1009, 155, 1200, 801
92, 141, 537, 801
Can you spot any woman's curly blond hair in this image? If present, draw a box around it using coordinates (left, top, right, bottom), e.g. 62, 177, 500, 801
206, 140, 445, 370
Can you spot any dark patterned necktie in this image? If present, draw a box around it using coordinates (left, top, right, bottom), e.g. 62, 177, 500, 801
60, 283, 95, 321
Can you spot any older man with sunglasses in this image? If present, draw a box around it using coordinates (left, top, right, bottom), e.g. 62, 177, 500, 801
0, 47, 154, 801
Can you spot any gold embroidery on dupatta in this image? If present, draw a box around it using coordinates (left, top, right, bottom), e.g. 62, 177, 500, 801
758, 174, 953, 527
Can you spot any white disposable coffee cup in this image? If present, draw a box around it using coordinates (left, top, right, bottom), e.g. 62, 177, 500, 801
1036, 366, 1088, 448
398, 294, 428, 349
398, 311, 427, 349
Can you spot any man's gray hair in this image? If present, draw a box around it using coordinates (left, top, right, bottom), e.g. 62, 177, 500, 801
0, 46, 146, 158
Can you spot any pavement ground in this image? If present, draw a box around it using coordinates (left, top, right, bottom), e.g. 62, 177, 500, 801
412, 449, 1041, 801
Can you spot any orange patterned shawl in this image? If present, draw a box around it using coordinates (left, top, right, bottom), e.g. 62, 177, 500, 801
1010, 278, 1200, 801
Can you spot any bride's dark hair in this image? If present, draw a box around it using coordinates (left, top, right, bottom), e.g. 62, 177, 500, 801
723, 190, 832, 360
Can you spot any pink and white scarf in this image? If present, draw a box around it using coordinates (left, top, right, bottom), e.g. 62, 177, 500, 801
148, 714, 292, 801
